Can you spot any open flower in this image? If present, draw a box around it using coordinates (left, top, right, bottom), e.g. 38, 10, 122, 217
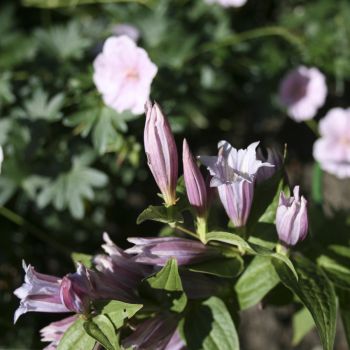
206, 0, 247, 8
199, 141, 273, 227
144, 101, 178, 206
40, 315, 77, 350
93, 35, 157, 115
276, 186, 308, 246
13, 262, 92, 323
126, 236, 219, 266
279, 66, 327, 121
313, 108, 350, 178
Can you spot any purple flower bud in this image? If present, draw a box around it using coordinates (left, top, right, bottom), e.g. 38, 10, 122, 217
122, 313, 179, 350
13, 262, 93, 323
182, 139, 207, 217
144, 101, 178, 206
276, 186, 308, 246
125, 237, 219, 266
40, 315, 77, 350
256, 147, 282, 183
200, 141, 273, 227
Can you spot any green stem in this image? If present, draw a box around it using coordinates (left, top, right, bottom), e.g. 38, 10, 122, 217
311, 162, 323, 205
174, 225, 199, 240
0, 206, 70, 256
196, 216, 207, 244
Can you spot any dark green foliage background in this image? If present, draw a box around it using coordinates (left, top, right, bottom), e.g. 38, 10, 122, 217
1, 0, 349, 347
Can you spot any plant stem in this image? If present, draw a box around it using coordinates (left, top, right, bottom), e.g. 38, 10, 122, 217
173, 225, 199, 240
196, 216, 207, 244
0, 206, 70, 256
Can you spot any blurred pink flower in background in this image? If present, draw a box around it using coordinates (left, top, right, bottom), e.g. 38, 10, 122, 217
313, 108, 350, 178
93, 36, 158, 115
206, 0, 247, 7
112, 24, 140, 42
279, 66, 327, 121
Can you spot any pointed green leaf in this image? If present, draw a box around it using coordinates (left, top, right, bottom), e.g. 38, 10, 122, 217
57, 318, 95, 350
273, 256, 337, 350
137, 205, 183, 225
183, 297, 239, 350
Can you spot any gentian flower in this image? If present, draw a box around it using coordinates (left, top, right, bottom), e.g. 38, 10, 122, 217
93, 36, 157, 115
144, 101, 178, 206
276, 186, 308, 246
199, 141, 273, 227
182, 139, 208, 218
279, 66, 327, 121
40, 315, 77, 350
125, 236, 219, 266
14, 262, 92, 323
313, 107, 350, 178
206, 0, 247, 8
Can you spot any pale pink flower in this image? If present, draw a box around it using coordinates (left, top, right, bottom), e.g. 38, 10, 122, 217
93, 36, 158, 115
279, 66, 327, 121
313, 108, 350, 178
206, 0, 247, 7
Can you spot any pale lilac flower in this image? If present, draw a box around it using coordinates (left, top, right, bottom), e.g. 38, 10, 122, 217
144, 101, 178, 206
14, 262, 92, 323
279, 66, 327, 121
276, 186, 308, 246
126, 237, 219, 266
256, 147, 282, 183
165, 330, 186, 350
183, 139, 208, 217
206, 0, 247, 8
93, 36, 157, 115
112, 24, 140, 42
92, 233, 150, 302
313, 108, 350, 178
40, 315, 77, 350
199, 141, 273, 227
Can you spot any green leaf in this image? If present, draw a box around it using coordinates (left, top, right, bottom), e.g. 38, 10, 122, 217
83, 315, 119, 350
235, 256, 280, 310
183, 296, 239, 350
57, 318, 95, 350
99, 300, 143, 329
189, 256, 244, 278
137, 205, 184, 225
292, 307, 315, 346
206, 231, 297, 279
71, 252, 93, 268
273, 256, 337, 350
337, 288, 350, 349
146, 258, 187, 313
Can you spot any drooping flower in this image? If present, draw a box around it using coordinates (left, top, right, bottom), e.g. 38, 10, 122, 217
205, 0, 247, 8
256, 147, 282, 183
279, 66, 327, 121
125, 237, 219, 266
40, 315, 77, 350
93, 36, 157, 115
144, 101, 178, 206
92, 232, 151, 302
122, 312, 180, 350
182, 139, 208, 217
112, 24, 140, 42
199, 141, 273, 227
276, 186, 308, 246
313, 108, 350, 178
13, 262, 92, 323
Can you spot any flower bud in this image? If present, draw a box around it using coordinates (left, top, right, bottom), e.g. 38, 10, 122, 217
144, 101, 178, 206
182, 139, 207, 217
276, 186, 308, 246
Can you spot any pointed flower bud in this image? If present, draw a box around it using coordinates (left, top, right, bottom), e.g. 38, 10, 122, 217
182, 139, 208, 217
199, 141, 273, 227
144, 101, 178, 206
276, 186, 308, 246
125, 236, 219, 266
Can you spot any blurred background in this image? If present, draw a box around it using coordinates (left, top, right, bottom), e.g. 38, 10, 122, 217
1, 0, 350, 348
